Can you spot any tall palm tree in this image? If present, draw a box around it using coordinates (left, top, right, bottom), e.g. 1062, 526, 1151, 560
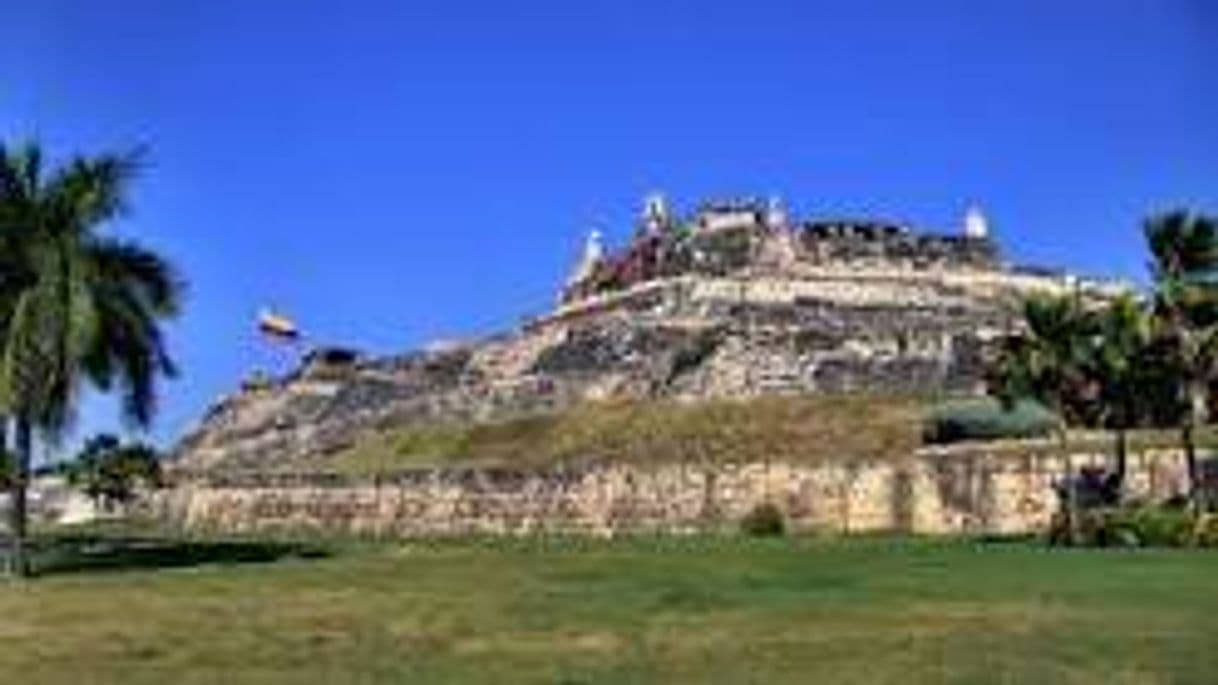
1144, 209, 1218, 509
991, 292, 1095, 543
1148, 283, 1218, 510
1091, 294, 1151, 495
1145, 210, 1218, 293
0, 142, 183, 577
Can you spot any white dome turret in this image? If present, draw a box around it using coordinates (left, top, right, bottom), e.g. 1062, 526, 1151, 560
963, 204, 989, 239
641, 192, 669, 235
567, 229, 604, 287
765, 196, 788, 231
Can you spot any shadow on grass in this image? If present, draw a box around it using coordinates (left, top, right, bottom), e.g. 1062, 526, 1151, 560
12, 534, 330, 577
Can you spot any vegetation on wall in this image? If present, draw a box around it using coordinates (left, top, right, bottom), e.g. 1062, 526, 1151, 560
923, 397, 1057, 444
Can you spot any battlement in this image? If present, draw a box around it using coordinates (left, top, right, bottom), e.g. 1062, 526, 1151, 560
560, 196, 1005, 304
797, 220, 997, 269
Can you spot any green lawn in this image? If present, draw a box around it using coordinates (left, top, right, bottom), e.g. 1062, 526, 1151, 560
2, 532, 1216, 684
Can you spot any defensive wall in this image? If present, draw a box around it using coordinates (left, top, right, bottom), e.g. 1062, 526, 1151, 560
155, 443, 1198, 538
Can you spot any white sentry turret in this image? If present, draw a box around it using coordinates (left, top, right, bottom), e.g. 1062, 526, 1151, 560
566, 228, 605, 287
963, 204, 989, 239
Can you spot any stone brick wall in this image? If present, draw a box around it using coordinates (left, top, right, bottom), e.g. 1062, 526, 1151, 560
154, 444, 1197, 538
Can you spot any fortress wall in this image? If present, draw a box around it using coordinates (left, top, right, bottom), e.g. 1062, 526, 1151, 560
543, 268, 1116, 329
153, 445, 1195, 538
176, 266, 1130, 471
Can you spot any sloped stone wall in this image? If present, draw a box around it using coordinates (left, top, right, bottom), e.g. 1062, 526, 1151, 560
177, 264, 1130, 474
154, 445, 1196, 538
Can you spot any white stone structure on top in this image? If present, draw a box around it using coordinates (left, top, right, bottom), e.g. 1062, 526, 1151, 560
642, 192, 669, 235
566, 229, 605, 288
963, 204, 989, 239
765, 196, 788, 231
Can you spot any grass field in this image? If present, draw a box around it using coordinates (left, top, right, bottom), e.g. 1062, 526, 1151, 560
2, 531, 1217, 684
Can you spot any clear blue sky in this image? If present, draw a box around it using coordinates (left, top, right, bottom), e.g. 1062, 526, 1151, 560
2, 1, 1217, 450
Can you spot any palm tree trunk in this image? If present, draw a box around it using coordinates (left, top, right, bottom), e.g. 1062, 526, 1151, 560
6, 417, 32, 578
1182, 423, 1200, 515
1114, 426, 1127, 501
1186, 384, 1207, 515
1059, 421, 1081, 545
0, 416, 7, 572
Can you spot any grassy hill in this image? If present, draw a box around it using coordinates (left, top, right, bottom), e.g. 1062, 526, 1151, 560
328, 394, 925, 474
239, 392, 1218, 477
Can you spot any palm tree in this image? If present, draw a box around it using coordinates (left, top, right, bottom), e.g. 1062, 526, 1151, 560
1144, 209, 1218, 509
1145, 210, 1218, 292
991, 292, 1095, 543
1091, 294, 1151, 496
1148, 284, 1218, 511
0, 142, 183, 577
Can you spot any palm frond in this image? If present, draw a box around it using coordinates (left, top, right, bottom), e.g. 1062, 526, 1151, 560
0, 141, 179, 437
86, 237, 185, 316
43, 148, 144, 235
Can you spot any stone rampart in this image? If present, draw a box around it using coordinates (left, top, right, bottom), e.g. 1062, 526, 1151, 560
154, 444, 1197, 538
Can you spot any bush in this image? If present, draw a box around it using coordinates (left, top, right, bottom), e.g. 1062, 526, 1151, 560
1054, 506, 1196, 548
1113, 507, 1194, 547
923, 398, 1057, 444
740, 502, 786, 537
1192, 514, 1218, 548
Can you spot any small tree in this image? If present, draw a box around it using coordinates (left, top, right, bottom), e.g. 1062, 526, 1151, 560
66, 434, 161, 512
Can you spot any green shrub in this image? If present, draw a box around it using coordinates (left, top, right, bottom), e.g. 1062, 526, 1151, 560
740, 502, 786, 537
1056, 509, 1132, 547
1127, 507, 1194, 547
1058, 506, 1197, 548
923, 398, 1057, 444
1192, 514, 1218, 548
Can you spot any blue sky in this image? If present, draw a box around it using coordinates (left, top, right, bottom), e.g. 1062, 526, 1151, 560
3, 1, 1217, 451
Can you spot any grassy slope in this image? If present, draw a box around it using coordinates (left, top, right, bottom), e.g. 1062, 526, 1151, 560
331, 394, 924, 473
322, 393, 1217, 475
3, 535, 1217, 684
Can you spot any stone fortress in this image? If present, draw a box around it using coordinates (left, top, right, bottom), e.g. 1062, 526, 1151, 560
173, 194, 1126, 474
